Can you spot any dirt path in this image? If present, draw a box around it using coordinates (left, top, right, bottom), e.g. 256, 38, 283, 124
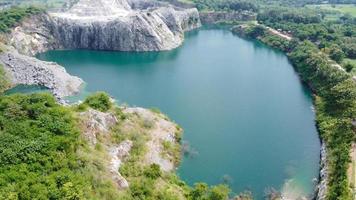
265, 27, 292, 41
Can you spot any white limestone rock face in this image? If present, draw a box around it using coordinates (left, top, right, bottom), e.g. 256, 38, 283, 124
48, 0, 201, 51
9, 0, 201, 55
80, 108, 119, 144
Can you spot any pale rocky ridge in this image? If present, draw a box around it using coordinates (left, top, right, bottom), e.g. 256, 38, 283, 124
79, 107, 181, 189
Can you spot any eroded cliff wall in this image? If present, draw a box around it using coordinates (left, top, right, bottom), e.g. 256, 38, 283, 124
9, 0, 201, 55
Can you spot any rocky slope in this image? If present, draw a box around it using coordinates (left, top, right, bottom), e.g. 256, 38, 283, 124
0, 47, 83, 102
8, 0, 201, 56
78, 106, 182, 189
315, 142, 328, 200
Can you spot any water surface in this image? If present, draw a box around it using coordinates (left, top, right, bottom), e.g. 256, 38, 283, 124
37, 28, 320, 199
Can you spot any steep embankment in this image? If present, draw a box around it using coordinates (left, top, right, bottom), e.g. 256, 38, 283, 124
8, 0, 201, 56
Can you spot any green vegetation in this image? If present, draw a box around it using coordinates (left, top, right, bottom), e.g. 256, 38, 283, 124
0, 93, 88, 199
257, 6, 356, 70
307, 4, 356, 17
0, 6, 44, 32
82, 92, 113, 112
0, 64, 10, 93
343, 58, 356, 75
162, 0, 258, 11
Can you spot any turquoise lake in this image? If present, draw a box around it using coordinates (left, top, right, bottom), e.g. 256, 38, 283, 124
37, 28, 320, 199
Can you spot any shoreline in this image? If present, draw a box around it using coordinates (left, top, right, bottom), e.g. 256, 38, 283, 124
0, 9, 326, 198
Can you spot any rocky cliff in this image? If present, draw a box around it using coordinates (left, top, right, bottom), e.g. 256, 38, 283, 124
8, 0, 201, 55
315, 142, 328, 200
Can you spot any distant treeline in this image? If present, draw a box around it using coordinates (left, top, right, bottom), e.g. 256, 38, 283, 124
0, 6, 44, 32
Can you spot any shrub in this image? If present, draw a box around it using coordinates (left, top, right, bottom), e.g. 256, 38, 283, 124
329, 45, 345, 63
343, 62, 354, 73
83, 92, 112, 112
144, 164, 162, 179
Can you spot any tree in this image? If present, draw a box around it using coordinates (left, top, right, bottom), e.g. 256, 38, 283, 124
329, 45, 345, 63
208, 185, 230, 200
246, 25, 265, 38
144, 164, 162, 179
343, 62, 354, 73
83, 92, 112, 112
325, 79, 356, 117
190, 183, 209, 200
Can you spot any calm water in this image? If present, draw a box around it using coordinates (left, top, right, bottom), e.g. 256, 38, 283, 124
37, 28, 320, 199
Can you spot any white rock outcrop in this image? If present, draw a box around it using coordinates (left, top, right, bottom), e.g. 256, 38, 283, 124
9, 0, 201, 55
109, 140, 133, 189
80, 108, 118, 144
124, 107, 180, 171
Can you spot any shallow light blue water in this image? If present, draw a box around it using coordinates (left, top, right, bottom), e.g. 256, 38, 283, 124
37, 28, 320, 199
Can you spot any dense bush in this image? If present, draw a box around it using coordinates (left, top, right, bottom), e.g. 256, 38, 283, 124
189, 183, 230, 200
258, 8, 322, 24
184, 0, 257, 11
0, 93, 89, 199
83, 91, 112, 112
0, 6, 44, 32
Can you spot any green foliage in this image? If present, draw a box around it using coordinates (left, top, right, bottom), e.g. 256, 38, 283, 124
0, 64, 10, 93
257, 6, 356, 64
83, 91, 112, 112
190, 183, 209, 200
188, 183, 230, 200
208, 185, 230, 200
260, 33, 292, 52
0, 6, 44, 32
175, 0, 257, 11
258, 8, 322, 24
329, 44, 345, 63
343, 61, 355, 72
144, 164, 162, 179
0, 93, 89, 199
245, 25, 265, 38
